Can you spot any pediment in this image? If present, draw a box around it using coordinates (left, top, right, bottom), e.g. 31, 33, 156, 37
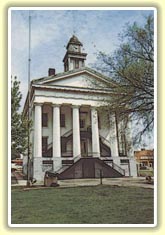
33, 67, 114, 90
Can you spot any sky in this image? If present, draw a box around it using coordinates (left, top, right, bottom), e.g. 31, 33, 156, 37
10, 8, 154, 148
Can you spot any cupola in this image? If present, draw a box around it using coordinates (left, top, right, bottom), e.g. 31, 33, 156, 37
63, 35, 87, 72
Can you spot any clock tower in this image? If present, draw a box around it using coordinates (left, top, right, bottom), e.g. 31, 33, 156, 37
63, 35, 87, 72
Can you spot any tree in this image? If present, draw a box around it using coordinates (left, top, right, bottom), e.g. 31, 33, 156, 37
11, 76, 30, 159
93, 15, 154, 144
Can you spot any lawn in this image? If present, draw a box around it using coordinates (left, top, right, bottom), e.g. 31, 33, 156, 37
11, 185, 154, 224
138, 170, 154, 177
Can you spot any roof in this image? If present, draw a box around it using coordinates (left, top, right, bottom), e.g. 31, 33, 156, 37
23, 66, 117, 116
66, 35, 83, 49
32, 66, 117, 87
134, 149, 154, 157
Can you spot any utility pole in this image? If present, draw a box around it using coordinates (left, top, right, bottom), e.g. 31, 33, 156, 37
27, 12, 31, 187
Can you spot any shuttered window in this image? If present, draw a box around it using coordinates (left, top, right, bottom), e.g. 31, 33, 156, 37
42, 113, 48, 127
60, 114, 65, 127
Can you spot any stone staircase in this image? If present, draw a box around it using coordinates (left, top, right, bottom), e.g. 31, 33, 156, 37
43, 130, 124, 179
54, 157, 125, 180
44, 130, 112, 158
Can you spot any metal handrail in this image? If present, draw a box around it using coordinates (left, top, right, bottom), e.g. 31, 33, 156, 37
62, 129, 73, 137
47, 142, 52, 150
99, 134, 111, 148
52, 152, 125, 176
54, 154, 81, 174
73, 154, 82, 163
109, 162, 125, 176
100, 155, 112, 159
61, 151, 73, 157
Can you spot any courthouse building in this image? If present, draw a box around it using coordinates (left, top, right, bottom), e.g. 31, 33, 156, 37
23, 35, 137, 182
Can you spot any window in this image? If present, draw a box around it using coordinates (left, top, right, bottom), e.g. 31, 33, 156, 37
42, 137, 48, 154
60, 114, 65, 127
120, 159, 129, 164
75, 59, 79, 69
42, 113, 48, 127
80, 112, 87, 129
43, 160, 53, 164
80, 119, 85, 129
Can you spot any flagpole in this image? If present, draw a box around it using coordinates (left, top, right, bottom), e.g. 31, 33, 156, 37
27, 11, 31, 187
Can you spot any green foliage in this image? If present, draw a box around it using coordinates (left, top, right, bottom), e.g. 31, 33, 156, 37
93, 15, 154, 143
11, 185, 154, 224
11, 76, 30, 159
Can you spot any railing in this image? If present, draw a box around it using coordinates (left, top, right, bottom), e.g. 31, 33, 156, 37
99, 134, 111, 148
62, 129, 73, 137
61, 153, 82, 162
109, 162, 125, 176
61, 151, 73, 157
54, 165, 70, 174
45, 131, 73, 157
52, 151, 78, 175
100, 155, 112, 160
63, 153, 125, 176
73, 154, 82, 163
47, 142, 52, 150
48, 151, 125, 177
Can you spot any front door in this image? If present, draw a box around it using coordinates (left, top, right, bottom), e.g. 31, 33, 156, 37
81, 139, 88, 157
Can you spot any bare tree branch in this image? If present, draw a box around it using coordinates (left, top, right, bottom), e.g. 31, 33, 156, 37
92, 15, 154, 144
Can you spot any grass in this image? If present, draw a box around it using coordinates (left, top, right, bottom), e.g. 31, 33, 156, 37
138, 170, 154, 177
11, 185, 154, 224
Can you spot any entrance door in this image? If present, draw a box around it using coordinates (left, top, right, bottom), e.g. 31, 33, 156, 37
81, 139, 88, 157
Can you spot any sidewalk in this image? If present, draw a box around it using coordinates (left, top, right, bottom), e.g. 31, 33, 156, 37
11, 174, 154, 189
58, 177, 154, 189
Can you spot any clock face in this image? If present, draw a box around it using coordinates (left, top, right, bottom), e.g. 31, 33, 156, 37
69, 44, 79, 52
73, 46, 79, 52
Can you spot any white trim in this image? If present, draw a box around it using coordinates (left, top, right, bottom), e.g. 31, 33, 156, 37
39, 68, 113, 85
32, 84, 114, 95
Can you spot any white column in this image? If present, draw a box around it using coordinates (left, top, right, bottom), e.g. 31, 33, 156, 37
52, 104, 61, 158
109, 113, 119, 157
72, 105, 81, 157
91, 107, 100, 157
34, 103, 42, 158
68, 57, 72, 71
129, 157, 138, 177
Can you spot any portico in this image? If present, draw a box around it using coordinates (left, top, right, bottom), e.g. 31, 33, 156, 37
33, 103, 101, 159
